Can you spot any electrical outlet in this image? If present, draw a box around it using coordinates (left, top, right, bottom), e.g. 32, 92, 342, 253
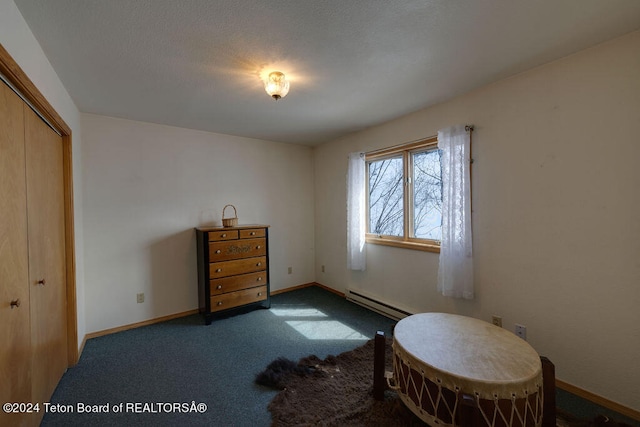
136, 293, 144, 304
287, 267, 292, 274
321, 265, 325, 273
491, 315, 502, 327
515, 324, 526, 340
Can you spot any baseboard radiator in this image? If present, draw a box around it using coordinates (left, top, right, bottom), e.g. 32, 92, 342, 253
346, 288, 413, 321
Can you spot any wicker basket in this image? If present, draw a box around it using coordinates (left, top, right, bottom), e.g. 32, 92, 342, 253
222, 204, 238, 227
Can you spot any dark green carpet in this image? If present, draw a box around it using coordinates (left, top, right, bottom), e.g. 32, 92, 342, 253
42, 286, 396, 426
41, 286, 639, 426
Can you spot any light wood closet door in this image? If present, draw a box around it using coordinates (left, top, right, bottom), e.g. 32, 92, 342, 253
0, 75, 32, 427
24, 105, 68, 408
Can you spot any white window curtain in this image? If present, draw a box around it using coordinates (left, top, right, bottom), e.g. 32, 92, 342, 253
347, 152, 366, 271
437, 125, 474, 299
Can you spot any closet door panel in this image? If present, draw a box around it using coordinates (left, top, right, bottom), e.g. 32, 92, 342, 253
0, 78, 32, 426
24, 106, 67, 407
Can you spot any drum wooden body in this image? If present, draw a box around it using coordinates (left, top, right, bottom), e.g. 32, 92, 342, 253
392, 313, 543, 427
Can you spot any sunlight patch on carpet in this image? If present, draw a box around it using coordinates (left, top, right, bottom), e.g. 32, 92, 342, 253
285, 320, 369, 340
270, 308, 328, 317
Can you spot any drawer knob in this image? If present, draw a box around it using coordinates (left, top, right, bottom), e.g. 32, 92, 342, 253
217, 301, 223, 306
257, 277, 262, 281
250, 232, 256, 236
256, 262, 261, 266
257, 292, 262, 296
216, 268, 222, 273
216, 285, 222, 290
256, 245, 261, 249
215, 250, 221, 254
221, 234, 226, 238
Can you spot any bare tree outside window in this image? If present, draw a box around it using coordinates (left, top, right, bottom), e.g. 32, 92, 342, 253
368, 157, 403, 236
413, 149, 442, 240
367, 144, 442, 245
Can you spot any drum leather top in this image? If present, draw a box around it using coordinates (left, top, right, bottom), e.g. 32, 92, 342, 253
394, 313, 541, 385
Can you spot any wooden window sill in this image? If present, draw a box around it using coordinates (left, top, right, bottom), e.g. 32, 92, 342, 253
366, 236, 440, 253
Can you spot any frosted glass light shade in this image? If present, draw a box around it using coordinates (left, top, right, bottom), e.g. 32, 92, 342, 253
264, 71, 290, 100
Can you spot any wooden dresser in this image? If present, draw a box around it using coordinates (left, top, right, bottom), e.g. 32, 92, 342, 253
195, 225, 270, 324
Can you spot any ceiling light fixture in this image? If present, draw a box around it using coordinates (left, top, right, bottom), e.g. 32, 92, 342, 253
264, 71, 290, 100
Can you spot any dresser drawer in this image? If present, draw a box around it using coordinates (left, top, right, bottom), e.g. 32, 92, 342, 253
209, 256, 266, 279
239, 228, 266, 239
210, 271, 267, 296
208, 230, 239, 241
210, 285, 268, 312
209, 238, 266, 262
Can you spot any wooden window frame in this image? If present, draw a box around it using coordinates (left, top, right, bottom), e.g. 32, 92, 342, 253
365, 136, 441, 253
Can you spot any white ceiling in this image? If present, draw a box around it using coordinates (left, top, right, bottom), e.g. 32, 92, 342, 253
14, 0, 640, 145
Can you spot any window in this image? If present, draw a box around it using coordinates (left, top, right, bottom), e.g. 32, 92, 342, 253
366, 137, 441, 252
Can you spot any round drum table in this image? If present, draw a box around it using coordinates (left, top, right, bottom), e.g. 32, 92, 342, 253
392, 313, 543, 427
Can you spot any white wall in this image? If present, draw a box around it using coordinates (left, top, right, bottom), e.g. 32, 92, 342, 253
81, 114, 315, 333
1, 0, 86, 354
314, 30, 640, 410
5, 0, 638, 410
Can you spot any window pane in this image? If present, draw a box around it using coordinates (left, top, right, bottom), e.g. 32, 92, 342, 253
368, 157, 403, 237
413, 149, 442, 240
